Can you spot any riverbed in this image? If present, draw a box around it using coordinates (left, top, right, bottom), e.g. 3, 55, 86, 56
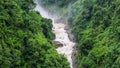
35, 2, 76, 68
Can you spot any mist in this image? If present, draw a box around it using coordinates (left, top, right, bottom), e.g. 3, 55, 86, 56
34, 0, 76, 68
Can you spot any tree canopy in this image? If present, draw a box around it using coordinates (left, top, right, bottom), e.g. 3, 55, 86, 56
69, 0, 120, 68
0, 0, 70, 68
39, 0, 120, 67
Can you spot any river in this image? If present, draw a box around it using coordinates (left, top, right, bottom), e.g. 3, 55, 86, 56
35, 2, 76, 68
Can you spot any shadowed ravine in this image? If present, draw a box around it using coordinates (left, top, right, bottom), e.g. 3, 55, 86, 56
35, 2, 76, 68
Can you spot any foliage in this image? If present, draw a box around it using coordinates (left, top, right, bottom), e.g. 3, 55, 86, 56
0, 0, 69, 68
69, 0, 120, 68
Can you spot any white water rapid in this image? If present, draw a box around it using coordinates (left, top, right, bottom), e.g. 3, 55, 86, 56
35, 2, 76, 68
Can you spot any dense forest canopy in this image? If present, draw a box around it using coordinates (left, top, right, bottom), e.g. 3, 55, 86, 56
70, 0, 120, 68
0, 0, 120, 68
40, 0, 120, 68
0, 0, 70, 68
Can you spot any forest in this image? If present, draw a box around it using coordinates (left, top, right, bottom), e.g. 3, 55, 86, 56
70, 0, 120, 68
0, 0, 120, 68
0, 0, 69, 68
41, 0, 120, 68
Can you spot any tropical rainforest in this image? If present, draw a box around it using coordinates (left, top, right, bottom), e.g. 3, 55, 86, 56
0, 0, 69, 68
41, 0, 120, 68
70, 0, 120, 68
0, 0, 120, 68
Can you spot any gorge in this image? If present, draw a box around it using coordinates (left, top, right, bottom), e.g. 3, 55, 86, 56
35, 1, 76, 68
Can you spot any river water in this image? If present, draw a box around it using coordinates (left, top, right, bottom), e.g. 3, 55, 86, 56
35, 2, 76, 68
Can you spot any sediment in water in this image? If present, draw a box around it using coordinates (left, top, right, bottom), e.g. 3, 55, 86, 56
35, 2, 76, 68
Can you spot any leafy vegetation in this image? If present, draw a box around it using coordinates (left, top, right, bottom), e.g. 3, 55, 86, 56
0, 0, 69, 68
69, 0, 120, 68
39, 0, 120, 68
1, 0, 120, 68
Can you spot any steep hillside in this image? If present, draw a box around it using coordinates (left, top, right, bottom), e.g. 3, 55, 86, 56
0, 0, 69, 68
70, 0, 120, 68
38, 0, 120, 68
1, 0, 120, 68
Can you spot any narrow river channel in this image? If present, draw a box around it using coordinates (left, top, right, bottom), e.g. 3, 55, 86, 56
35, 2, 76, 68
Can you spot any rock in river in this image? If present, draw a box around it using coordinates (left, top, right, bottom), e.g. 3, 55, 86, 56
53, 41, 63, 48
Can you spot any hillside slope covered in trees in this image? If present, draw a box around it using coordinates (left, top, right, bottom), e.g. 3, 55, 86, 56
39, 0, 120, 68
0, 0, 70, 68
1, 0, 120, 68
70, 0, 120, 68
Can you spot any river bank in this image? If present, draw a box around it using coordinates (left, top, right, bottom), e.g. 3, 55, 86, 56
35, 2, 76, 68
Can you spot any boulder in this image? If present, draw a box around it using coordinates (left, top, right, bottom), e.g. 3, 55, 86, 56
64, 26, 69, 30
53, 41, 63, 48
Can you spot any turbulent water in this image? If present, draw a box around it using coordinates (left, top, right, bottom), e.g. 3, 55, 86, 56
35, 2, 76, 68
